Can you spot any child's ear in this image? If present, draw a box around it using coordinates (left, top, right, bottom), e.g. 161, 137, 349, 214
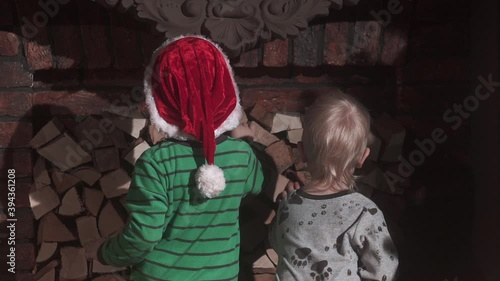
298, 141, 307, 163
356, 147, 370, 168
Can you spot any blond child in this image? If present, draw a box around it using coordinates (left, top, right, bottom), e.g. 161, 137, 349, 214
270, 93, 399, 281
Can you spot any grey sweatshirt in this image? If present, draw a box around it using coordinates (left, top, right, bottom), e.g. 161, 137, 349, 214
270, 189, 398, 281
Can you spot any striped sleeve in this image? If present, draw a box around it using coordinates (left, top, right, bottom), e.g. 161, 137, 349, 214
98, 152, 169, 267
243, 147, 265, 196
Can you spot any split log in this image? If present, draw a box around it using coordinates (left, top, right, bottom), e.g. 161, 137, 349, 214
37, 133, 92, 171
98, 201, 125, 237
249, 121, 279, 147
83, 188, 104, 216
249, 100, 275, 131
52, 170, 80, 194
264, 141, 294, 174
33, 156, 51, 189
291, 148, 306, 171
30, 118, 64, 149
109, 128, 129, 149
100, 169, 131, 198
112, 116, 147, 139
271, 112, 302, 133
253, 248, 278, 274
38, 212, 77, 244
92, 259, 126, 273
72, 116, 113, 151
35, 242, 58, 263
59, 247, 88, 281
93, 146, 120, 172
29, 186, 60, 220
76, 216, 101, 246
33, 260, 59, 281
58, 188, 84, 216
287, 128, 303, 145
374, 113, 406, 163
123, 141, 150, 165
72, 166, 102, 186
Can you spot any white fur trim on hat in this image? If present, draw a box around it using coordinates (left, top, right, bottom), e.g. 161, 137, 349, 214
144, 35, 242, 140
195, 164, 226, 198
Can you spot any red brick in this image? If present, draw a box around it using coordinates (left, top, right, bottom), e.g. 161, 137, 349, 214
293, 25, 322, 67
0, 122, 33, 148
0, 32, 19, 57
83, 69, 143, 87
15, 0, 53, 70
0, 1, 14, 27
348, 21, 382, 66
32, 90, 136, 116
77, 0, 112, 69
109, 12, 143, 69
0, 149, 33, 178
402, 58, 469, 82
0, 62, 32, 88
380, 25, 408, 66
263, 39, 288, 67
140, 23, 165, 65
234, 48, 259, 68
410, 23, 469, 55
51, 0, 83, 69
235, 74, 292, 86
32, 70, 80, 89
0, 92, 32, 117
323, 22, 349, 66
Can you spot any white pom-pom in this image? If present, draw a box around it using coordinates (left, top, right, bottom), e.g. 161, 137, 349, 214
195, 164, 226, 198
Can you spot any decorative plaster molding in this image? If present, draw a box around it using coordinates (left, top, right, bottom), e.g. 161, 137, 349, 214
92, 0, 361, 57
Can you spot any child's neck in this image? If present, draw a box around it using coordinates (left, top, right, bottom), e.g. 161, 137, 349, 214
302, 180, 349, 196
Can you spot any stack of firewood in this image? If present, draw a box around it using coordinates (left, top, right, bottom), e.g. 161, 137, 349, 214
29, 107, 156, 281
28, 102, 410, 280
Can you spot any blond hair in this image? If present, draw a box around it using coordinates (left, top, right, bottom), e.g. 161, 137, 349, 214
302, 93, 370, 190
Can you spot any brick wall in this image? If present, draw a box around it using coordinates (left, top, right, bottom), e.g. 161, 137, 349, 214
0, 0, 474, 280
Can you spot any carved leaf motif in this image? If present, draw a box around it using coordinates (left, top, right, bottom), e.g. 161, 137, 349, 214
204, 0, 263, 57
261, 0, 331, 39
91, 0, 363, 58
136, 0, 207, 37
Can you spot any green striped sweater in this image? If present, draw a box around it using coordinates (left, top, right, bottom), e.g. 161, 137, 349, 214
97, 136, 265, 281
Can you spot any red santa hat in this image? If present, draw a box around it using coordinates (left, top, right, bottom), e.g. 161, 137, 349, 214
144, 35, 242, 198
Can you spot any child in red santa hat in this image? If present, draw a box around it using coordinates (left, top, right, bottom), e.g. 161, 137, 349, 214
85, 35, 268, 281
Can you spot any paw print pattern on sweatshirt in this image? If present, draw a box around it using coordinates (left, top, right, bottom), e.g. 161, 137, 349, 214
310, 260, 332, 281
291, 247, 312, 267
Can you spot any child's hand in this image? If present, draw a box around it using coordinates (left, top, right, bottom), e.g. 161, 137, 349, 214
276, 181, 301, 202
84, 238, 107, 260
